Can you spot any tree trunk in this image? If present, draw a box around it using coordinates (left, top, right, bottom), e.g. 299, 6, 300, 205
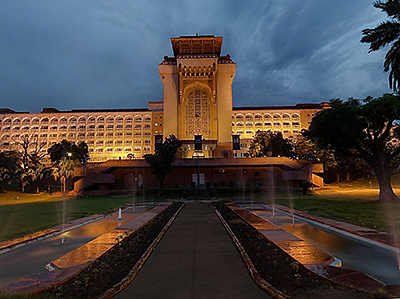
371, 153, 398, 201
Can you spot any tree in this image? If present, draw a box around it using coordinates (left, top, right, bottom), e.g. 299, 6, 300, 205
52, 157, 79, 192
248, 131, 293, 157
144, 135, 182, 189
305, 95, 400, 201
48, 140, 89, 162
0, 151, 21, 191
361, 0, 400, 92
11, 134, 48, 192
48, 140, 88, 193
294, 134, 367, 183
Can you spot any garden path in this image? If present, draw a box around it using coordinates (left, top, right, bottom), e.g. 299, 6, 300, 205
114, 201, 271, 299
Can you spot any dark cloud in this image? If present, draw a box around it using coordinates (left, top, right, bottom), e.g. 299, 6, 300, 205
0, 0, 391, 112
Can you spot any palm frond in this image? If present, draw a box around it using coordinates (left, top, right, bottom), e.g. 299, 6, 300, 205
361, 21, 400, 51
384, 41, 400, 90
374, 0, 400, 20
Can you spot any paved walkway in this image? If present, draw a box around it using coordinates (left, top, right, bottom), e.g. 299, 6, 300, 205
114, 201, 271, 299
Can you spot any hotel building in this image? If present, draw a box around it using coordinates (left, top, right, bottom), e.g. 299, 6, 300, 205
0, 35, 326, 163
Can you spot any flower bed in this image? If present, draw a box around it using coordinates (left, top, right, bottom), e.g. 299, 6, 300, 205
41, 202, 183, 299
213, 201, 384, 299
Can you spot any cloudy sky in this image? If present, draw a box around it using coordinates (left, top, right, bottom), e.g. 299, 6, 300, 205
0, 0, 391, 112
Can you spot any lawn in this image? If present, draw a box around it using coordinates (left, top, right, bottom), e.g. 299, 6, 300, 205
0, 192, 140, 242
2, 173, 400, 241
242, 174, 400, 231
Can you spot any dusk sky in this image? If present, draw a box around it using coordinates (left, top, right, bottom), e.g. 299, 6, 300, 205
0, 1, 391, 113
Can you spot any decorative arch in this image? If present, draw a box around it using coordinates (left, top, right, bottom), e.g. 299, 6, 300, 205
183, 85, 212, 138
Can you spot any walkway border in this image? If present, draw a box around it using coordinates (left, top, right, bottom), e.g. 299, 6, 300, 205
99, 203, 185, 299
212, 204, 289, 299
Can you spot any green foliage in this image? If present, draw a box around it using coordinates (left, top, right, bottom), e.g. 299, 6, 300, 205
48, 140, 89, 162
306, 95, 400, 200
362, 0, 400, 91
0, 151, 21, 191
52, 157, 80, 192
248, 131, 293, 157
144, 135, 182, 188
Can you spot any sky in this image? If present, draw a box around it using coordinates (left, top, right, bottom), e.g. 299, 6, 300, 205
0, 0, 392, 113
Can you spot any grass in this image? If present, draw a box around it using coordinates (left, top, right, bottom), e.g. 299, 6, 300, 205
0, 192, 140, 241
2, 173, 400, 241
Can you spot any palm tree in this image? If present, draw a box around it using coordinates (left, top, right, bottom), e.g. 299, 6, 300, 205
361, 0, 400, 92
52, 157, 78, 192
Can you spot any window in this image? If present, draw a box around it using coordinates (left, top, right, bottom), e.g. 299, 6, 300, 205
116, 117, 123, 123
60, 118, 67, 123
106, 117, 114, 123
106, 140, 113, 145
236, 115, 244, 121
115, 148, 122, 152
41, 118, 49, 124
69, 117, 77, 123
106, 132, 114, 137
125, 117, 133, 123
134, 117, 142, 123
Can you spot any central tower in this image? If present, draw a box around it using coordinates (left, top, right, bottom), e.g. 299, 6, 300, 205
159, 35, 236, 158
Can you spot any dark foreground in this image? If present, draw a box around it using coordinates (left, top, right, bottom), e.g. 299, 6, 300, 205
114, 201, 271, 299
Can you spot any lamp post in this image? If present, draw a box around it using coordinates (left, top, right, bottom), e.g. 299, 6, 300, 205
194, 135, 202, 196
232, 135, 240, 186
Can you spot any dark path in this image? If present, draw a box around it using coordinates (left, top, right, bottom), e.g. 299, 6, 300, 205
114, 201, 271, 299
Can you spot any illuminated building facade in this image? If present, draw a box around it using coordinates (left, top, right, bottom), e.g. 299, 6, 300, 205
0, 36, 326, 162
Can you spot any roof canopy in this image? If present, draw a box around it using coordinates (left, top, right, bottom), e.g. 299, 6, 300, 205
171, 35, 223, 57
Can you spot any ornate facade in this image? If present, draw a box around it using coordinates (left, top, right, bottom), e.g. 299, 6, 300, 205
0, 35, 326, 162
